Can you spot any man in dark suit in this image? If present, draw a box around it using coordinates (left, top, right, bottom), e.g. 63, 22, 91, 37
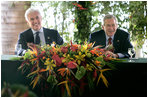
88, 14, 133, 58
15, 8, 63, 56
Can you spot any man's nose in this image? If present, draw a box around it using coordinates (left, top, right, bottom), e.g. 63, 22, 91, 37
109, 26, 115, 29
34, 18, 38, 23
108, 26, 113, 30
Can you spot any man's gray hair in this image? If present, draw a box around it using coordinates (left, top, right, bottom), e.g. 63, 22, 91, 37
103, 14, 118, 25
25, 7, 41, 21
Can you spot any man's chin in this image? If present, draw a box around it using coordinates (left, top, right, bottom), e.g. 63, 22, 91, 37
33, 27, 40, 31
108, 32, 115, 36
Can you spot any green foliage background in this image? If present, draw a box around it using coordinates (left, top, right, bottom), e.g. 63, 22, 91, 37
31, 1, 147, 49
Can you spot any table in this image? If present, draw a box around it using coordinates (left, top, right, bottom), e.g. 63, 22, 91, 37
1, 55, 147, 97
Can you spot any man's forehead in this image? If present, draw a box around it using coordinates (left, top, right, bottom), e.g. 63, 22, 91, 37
28, 11, 39, 16
28, 13, 40, 18
104, 19, 116, 24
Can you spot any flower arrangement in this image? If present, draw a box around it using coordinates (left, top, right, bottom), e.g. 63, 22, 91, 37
17, 41, 119, 96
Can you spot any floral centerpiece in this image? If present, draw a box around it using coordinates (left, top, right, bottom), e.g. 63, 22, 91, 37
16, 41, 119, 96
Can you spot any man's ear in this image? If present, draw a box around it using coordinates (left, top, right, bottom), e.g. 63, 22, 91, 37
102, 25, 104, 30
41, 16, 42, 21
26, 20, 29, 26
116, 24, 118, 28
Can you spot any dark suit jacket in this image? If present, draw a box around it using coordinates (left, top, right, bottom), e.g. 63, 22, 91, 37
88, 29, 133, 58
15, 27, 64, 56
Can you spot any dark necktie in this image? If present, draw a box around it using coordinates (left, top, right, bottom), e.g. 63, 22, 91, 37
108, 37, 112, 45
35, 32, 40, 44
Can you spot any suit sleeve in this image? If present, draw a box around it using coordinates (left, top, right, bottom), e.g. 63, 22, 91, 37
88, 33, 93, 43
121, 33, 133, 58
15, 33, 28, 56
55, 31, 64, 45
88, 32, 101, 47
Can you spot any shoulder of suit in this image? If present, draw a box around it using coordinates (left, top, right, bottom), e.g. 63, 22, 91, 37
91, 30, 104, 35
20, 28, 32, 35
116, 29, 129, 35
116, 29, 130, 38
43, 27, 58, 33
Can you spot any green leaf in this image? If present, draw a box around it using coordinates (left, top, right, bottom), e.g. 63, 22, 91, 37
10, 57, 23, 61
75, 66, 86, 80
87, 72, 95, 90
105, 62, 116, 70
24, 50, 32, 60
47, 75, 58, 85
96, 56, 105, 65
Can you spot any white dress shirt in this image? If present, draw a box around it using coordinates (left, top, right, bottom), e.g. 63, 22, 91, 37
31, 27, 46, 46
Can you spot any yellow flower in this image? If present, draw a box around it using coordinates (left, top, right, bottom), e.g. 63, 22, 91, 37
74, 52, 86, 65
86, 64, 93, 71
41, 48, 45, 51
55, 47, 61, 53
44, 59, 56, 70
63, 54, 74, 63
86, 52, 92, 58
81, 44, 88, 52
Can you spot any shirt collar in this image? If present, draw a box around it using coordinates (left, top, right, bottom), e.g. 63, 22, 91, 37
105, 33, 114, 40
31, 27, 43, 35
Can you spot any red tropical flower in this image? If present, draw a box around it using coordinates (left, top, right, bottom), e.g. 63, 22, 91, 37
72, 3, 82, 8
93, 69, 97, 80
52, 54, 62, 66
61, 46, 68, 53
67, 61, 77, 69
71, 44, 79, 52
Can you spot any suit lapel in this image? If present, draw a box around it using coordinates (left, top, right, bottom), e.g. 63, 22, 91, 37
113, 30, 120, 51
27, 29, 34, 43
101, 31, 107, 48
43, 28, 51, 44
43, 28, 47, 44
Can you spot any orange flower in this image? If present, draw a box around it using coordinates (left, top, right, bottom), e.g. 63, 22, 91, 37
72, 19, 75, 23
87, 43, 93, 49
42, 56, 46, 60
96, 51, 104, 57
90, 49, 96, 54
57, 68, 70, 77
71, 44, 79, 52
95, 60, 101, 66
29, 45, 38, 56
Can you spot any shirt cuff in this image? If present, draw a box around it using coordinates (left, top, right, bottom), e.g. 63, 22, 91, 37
117, 53, 125, 58
22, 50, 26, 55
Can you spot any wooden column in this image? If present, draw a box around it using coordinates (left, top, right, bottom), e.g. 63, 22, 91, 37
1, 1, 31, 55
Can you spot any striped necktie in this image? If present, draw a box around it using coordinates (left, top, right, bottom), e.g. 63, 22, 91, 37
35, 32, 40, 44
108, 37, 112, 45
107, 37, 114, 52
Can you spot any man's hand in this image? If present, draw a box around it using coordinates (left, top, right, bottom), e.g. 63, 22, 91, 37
27, 43, 34, 47
105, 50, 118, 58
93, 45, 103, 49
